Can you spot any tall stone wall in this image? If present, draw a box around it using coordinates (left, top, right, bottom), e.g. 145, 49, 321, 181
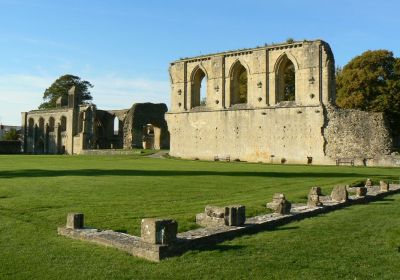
323, 106, 392, 159
167, 105, 328, 164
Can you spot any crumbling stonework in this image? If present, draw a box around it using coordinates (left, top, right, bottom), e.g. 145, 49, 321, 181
196, 205, 246, 227
324, 106, 392, 159
266, 193, 291, 215
123, 103, 169, 149
356, 187, 367, 197
331, 185, 348, 202
166, 40, 397, 166
307, 187, 323, 207
380, 181, 389, 192
22, 87, 169, 154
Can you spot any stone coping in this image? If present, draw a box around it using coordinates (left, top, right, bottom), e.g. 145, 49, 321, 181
58, 184, 400, 262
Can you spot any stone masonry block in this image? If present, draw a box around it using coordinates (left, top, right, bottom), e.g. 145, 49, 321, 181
331, 185, 348, 202
307, 187, 323, 207
356, 186, 368, 197
224, 205, 246, 226
66, 213, 84, 229
141, 218, 177, 245
380, 181, 389, 192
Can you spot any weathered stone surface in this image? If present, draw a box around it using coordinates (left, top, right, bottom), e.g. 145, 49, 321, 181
205, 205, 225, 218
196, 205, 245, 227
380, 181, 389, 192
365, 178, 373, 187
356, 187, 368, 197
66, 213, 84, 229
225, 205, 246, 226
141, 218, 177, 245
331, 185, 348, 202
267, 193, 291, 215
307, 187, 323, 207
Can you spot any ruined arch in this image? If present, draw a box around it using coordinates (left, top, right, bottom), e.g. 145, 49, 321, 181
28, 118, 34, 136
48, 117, 55, 132
190, 65, 208, 108
60, 116, 67, 132
275, 53, 297, 103
38, 117, 45, 135
229, 60, 248, 106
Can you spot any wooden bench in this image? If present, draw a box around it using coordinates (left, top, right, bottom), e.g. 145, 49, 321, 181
336, 158, 354, 166
214, 155, 230, 162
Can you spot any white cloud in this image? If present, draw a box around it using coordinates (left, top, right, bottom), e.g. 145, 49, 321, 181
0, 74, 170, 125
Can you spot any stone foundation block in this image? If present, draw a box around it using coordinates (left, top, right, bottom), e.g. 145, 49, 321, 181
331, 185, 348, 202
380, 181, 389, 192
307, 187, 323, 207
141, 218, 177, 245
356, 187, 367, 197
66, 213, 84, 229
267, 193, 291, 215
365, 178, 373, 187
225, 205, 246, 226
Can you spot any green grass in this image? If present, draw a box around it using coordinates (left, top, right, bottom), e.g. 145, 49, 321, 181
0, 155, 399, 279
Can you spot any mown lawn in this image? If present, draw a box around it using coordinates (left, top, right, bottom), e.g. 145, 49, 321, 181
0, 155, 399, 279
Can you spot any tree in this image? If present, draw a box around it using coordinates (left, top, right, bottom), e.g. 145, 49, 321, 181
2, 129, 19, 140
39, 74, 94, 109
336, 50, 400, 136
336, 50, 400, 112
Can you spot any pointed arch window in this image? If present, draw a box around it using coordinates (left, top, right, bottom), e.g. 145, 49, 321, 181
191, 67, 207, 108
230, 61, 248, 106
276, 55, 296, 102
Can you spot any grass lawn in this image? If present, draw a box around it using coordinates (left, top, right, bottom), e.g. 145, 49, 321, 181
0, 154, 399, 279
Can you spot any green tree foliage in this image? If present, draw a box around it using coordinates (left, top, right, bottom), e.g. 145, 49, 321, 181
283, 64, 295, 101
2, 129, 19, 140
239, 70, 248, 103
336, 50, 400, 113
39, 74, 94, 109
336, 50, 400, 136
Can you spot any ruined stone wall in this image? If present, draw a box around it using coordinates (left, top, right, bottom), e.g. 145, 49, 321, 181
167, 105, 328, 164
324, 106, 392, 159
123, 103, 169, 149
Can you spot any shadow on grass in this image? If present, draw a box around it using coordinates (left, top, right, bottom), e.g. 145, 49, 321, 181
0, 169, 385, 179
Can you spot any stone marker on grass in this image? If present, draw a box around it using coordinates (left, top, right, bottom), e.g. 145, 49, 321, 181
356, 187, 368, 197
365, 178, 373, 187
141, 218, 177, 245
380, 181, 389, 192
331, 185, 348, 202
267, 193, 291, 215
66, 213, 84, 229
196, 205, 246, 227
307, 187, 323, 207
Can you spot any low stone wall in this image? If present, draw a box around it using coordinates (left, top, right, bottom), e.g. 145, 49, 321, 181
324, 106, 392, 159
0, 140, 21, 154
58, 181, 400, 262
79, 149, 144, 156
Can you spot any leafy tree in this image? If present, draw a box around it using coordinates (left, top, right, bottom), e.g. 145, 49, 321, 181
39, 74, 94, 109
336, 50, 400, 136
2, 129, 19, 140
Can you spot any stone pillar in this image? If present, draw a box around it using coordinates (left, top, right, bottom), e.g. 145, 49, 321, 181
141, 218, 177, 245
267, 193, 291, 215
224, 205, 246, 226
66, 213, 84, 229
331, 185, 348, 202
307, 187, 322, 207
380, 181, 389, 192
365, 178, 373, 187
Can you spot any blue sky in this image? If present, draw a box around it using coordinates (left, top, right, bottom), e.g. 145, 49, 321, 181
0, 0, 399, 124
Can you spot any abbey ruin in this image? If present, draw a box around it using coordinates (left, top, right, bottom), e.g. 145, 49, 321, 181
166, 40, 398, 166
21, 86, 169, 154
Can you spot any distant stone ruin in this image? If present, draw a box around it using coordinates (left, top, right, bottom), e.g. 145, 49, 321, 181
21, 87, 169, 154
